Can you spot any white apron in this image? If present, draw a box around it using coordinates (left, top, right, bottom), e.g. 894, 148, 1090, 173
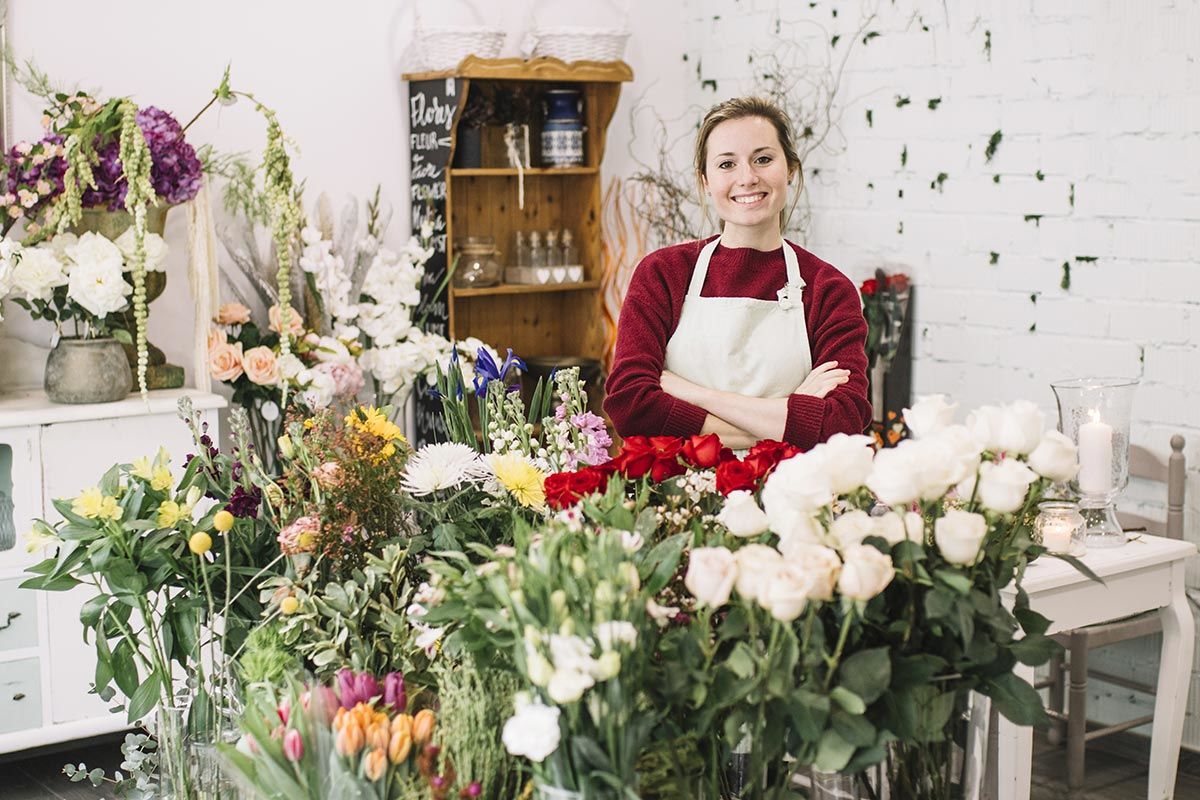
664, 236, 813, 400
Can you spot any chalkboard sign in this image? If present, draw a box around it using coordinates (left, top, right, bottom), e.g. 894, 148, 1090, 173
409, 77, 463, 446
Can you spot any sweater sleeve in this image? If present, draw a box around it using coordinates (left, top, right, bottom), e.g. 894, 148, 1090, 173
603, 250, 710, 438
781, 269, 873, 449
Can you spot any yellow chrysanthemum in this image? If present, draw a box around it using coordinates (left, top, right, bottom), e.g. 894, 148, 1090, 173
73, 487, 121, 520
157, 500, 185, 528
489, 452, 547, 510
347, 406, 406, 443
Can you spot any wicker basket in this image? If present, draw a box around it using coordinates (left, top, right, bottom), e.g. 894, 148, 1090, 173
529, 26, 630, 63
416, 3, 505, 71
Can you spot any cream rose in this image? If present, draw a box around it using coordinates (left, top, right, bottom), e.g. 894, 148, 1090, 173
268, 304, 305, 336
829, 509, 875, 551
782, 543, 842, 601
867, 445, 923, 506
1028, 430, 1078, 482
934, 509, 988, 566
776, 512, 826, 558
242, 346, 280, 386
838, 545, 897, 600
67, 256, 132, 317
817, 433, 876, 494
208, 340, 245, 382
733, 544, 783, 604
684, 547, 738, 607
718, 491, 770, 538
870, 511, 914, 545
760, 562, 812, 622
976, 458, 1037, 514
214, 302, 252, 326
904, 394, 958, 439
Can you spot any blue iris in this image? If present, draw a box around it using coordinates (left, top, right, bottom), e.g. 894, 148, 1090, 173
473, 347, 527, 397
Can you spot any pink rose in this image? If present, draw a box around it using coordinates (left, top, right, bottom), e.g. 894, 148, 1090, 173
268, 304, 305, 337
208, 340, 244, 382
314, 361, 365, 399
214, 302, 252, 325
242, 346, 280, 386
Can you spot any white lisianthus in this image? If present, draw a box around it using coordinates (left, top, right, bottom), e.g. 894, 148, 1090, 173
525, 648, 554, 687
934, 509, 989, 566
1027, 431, 1079, 482
591, 651, 622, 681
976, 458, 1037, 514
838, 545, 897, 600
595, 621, 637, 651
547, 668, 594, 704
718, 490, 770, 537
904, 395, 958, 439
114, 229, 169, 272
684, 547, 738, 607
645, 597, 680, 628
733, 544, 783, 604
829, 510, 876, 551
11, 244, 67, 300
816, 433, 876, 494
502, 701, 561, 761
867, 445, 923, 506
67, 254, 132, 317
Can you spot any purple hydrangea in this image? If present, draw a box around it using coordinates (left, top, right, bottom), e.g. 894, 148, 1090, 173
81, 106, 202, 210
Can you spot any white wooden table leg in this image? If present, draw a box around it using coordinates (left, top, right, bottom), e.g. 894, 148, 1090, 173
996, 663, 1034, 800
1148, 564, 1195, 800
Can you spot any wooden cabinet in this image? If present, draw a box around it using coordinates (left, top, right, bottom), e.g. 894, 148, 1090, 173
403, 57, 632, 442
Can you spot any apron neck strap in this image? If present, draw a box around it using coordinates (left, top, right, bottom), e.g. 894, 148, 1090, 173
686, 236, 803, 297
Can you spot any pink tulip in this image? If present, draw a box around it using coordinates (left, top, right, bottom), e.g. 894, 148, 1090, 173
277, 697, 291, 726
283, 728, 304, 762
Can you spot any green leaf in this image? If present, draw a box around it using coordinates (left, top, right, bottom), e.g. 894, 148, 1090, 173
112, 639, 139, 698
832, 709, 877, 747
1009, 634, 1062, 666
787, 689, 830, 741
885, 685, 956, 742
79, 595, 108, 627
838, 647, 891, 704
984, 671, 1049, 727
111, 328, 133, 345
830, 686, 866, 715
890, 654, 945, 689
725, 642, 756, 680
126, 670, 160, 723
20, 573, 81, 591
934, 569, 973, 595
1014, 606, 1051, 637
814, 729, 856, 772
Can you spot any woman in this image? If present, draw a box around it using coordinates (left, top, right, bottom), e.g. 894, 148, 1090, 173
604, 96, 871, 451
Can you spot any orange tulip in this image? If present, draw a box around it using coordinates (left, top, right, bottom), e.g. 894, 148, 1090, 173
388, 729, 412, 764
366, 720, 390, 751
365, 746, 388, 781
413, 708, 436, 746
336, 722, 365, 757
391, 712, 413, 738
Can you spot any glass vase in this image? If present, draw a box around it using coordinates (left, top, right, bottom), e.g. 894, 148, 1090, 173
809, 768, 870, 799
885, 691, 990, 800
1050, 377, 1138, 548
156, 703, 193, 800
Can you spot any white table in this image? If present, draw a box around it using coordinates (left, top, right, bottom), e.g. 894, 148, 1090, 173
997, 535, 1196, 800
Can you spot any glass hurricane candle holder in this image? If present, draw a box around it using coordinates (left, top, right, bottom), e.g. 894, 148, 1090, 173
1034, 500, 1086, 556
1050, 377, 1138, 548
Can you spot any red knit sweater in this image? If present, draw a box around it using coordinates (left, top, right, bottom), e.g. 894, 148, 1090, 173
603, 237, 872, 450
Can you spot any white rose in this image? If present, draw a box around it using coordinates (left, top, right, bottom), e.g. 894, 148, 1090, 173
866, 445, 923, 506
904, 511, 926, 544
870, 511, 909, 545
1027, 430, 1079, 482
762, 451, 835, 540
67, 256, 132, 317
934, 509, 989, 566
547, 668, 594, 704
976, 458, 1037, 514
718, 491, 770, 537
815, 433, 876, 494
829, 509, 875, 551
904, 394, 958, 439
968, 402, 1045, 455
776, 514, 828, 558
684, 547, 738, 607
924, 425, 982, 487
733, 544, 783, 604
838, 545, 897, 600
11, 245, 67, 300
114, 229, 169, 272
595, 621, 637, 651
760, 562, 812, 622
502, 702, 561, 762
781, 543, 842, 601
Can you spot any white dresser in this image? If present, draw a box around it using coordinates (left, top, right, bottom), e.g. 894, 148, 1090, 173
0, 388, 225, 754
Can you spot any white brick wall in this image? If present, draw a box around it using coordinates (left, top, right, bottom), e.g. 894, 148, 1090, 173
658, 0, 1200, 750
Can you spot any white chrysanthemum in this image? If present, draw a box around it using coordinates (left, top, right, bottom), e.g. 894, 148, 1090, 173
402, 442, 488, 496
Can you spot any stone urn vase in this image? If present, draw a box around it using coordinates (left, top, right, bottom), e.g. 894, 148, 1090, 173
44, 337, 133, 404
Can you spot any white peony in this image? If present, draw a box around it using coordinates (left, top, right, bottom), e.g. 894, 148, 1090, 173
313, 335, 353, 364
276, 353, 305, 382
829, 510, 876, 551
66, 254, 132, 317
838, 545, 897, 600
733, 544, 783, 604
502, 701, 561, 762
815, 433, 876, 494
903, 394, 958, 439
11, 244, 67, 300
975, 458, 1037, 514
684, 547, 738, 607
718, 491, 770, 537
934, 509, 989, 566
1027, 431, 1079, 482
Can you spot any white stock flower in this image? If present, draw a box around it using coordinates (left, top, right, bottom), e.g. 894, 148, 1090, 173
401, 443, 487, 495
1027, 430, 1079, 482
838, 545, 897, 600
11, 244, 67, 300
866, 445, 923, 506
718, 491, 771, 537
829, 510, 875, 551
684, 547, 737, 607
815, 433, 876, 494
934, 509, 989, 566
975, 458, 1037, 514
502, 701, 561, 761
733, 544, 783, 604
903, 395, 958, 439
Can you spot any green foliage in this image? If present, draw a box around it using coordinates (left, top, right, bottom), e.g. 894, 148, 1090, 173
433, 654, 522, 800
238, 623, 302, 685
1061, 262, 1071, 290
985, 130, 1003, 162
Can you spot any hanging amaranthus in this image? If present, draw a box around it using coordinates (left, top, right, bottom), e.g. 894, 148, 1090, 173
117, 100, 157, 400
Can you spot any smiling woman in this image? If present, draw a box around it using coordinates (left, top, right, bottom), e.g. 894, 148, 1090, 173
604, 96, 872, 451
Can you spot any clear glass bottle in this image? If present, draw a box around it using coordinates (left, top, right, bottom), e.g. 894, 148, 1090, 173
560, 228, 578, 266
529, 231, 546, 267
452, 236, 502, 288
512, 231, 529, 267
545, 230, 561, 266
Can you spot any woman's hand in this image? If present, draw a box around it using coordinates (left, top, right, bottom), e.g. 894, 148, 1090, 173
795, 361, 850, 399
660, 370, 699, 404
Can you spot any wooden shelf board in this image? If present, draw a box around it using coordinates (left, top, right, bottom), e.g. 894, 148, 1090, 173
403, 56, 633, 83
450, 167, 598, 177
451, 280, 599, 298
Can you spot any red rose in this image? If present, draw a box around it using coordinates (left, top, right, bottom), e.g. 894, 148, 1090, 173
544, 467, 610, 509
612, 436, 656, 478
744, 439, 802, 480
715, 459, 759, 496
680, 433, 723, 468
647, 436, 686, 482
861, 278, 879, 296
885, 272, 910, 292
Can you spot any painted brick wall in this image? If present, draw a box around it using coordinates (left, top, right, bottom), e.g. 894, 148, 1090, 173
667, 0, 1200, 749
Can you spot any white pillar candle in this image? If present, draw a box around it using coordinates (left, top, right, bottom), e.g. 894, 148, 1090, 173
1042, 520, 1073, 553
1077, 416, 1113, 495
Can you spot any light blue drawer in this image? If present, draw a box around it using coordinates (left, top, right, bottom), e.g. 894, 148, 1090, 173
0, 657, 42, 734
0, 578, 39, 652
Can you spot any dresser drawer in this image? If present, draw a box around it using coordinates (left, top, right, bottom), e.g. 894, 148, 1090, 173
0, 578, 38, 652
0, 657, 42, 734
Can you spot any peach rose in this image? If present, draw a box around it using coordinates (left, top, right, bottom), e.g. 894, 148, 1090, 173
208, 341, 245, 382
214, 302, 252, 325
243, 346, 280, 386
269, 304, 305, 337
208, 326, 226, 354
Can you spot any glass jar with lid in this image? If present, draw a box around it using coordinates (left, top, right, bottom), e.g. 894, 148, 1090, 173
453, 236, 502, 288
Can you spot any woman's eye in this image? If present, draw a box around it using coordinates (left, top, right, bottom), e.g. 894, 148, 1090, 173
755, 155, 773, 165
718, 160, 735, 169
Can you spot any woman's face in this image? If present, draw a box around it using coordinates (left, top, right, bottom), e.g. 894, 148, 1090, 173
701, 115, 793, 235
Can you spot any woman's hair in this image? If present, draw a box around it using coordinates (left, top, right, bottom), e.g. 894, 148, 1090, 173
693, 96, 804, 230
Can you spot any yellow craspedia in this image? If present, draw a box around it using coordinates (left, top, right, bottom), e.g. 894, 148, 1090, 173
188, 531, 213, 555
488, 452, 547, 510
213, 510, 235, 533
279, 596, 300, 615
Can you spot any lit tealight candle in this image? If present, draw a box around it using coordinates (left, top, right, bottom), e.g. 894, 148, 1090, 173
1077, 410, 1113, 495
1041, 520, 1073, 554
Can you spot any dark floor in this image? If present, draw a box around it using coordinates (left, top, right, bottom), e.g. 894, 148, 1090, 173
1, 730, 1199, 799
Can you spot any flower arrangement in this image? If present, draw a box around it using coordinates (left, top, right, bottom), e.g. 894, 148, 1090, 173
861, 269, 911, 372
